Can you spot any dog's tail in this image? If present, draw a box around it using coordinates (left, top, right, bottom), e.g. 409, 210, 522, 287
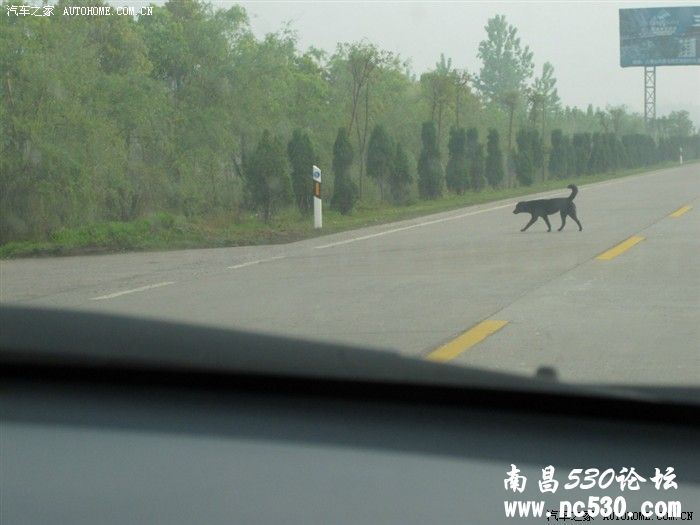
567, 184, 578, 201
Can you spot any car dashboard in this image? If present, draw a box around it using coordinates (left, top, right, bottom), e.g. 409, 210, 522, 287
1, 307, 698, 525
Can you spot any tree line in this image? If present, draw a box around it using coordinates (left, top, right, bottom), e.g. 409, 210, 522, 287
515, 130, 700, 186
1, 0, 698, 243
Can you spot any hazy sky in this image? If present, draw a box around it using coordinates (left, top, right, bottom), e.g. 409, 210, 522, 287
125, 0, 700, 124
231, 1, 700, 124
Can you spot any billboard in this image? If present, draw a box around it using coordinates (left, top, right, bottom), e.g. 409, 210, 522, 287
620, 6, 700, 67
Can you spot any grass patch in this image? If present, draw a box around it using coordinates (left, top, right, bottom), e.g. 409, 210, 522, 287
1, 160, 694, 259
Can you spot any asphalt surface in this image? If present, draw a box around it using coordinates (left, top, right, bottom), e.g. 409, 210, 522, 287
1, 163, 698, 386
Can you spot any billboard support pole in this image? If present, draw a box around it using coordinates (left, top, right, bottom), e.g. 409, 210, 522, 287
644, 66, 656, 134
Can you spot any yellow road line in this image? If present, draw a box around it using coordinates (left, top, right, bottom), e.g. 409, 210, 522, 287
669, 205, 691, 218
596, 236, 645, 260
426, 320, 508, 362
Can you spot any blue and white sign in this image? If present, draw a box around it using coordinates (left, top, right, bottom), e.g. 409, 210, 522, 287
312, 165, 322, 229
620, 7, 700, 67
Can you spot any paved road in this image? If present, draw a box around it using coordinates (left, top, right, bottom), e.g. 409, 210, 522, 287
2, 163, 698, 386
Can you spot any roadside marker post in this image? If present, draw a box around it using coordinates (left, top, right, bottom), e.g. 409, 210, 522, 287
312, 165, 322, 229
679, 146, 683, 165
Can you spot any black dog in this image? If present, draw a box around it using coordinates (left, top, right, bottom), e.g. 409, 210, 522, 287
513, 184, 583, 232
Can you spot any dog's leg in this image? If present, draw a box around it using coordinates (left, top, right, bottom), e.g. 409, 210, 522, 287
542, 215, 552, 232
521, 215, 537, 232
570, 210, 583, 231
558, 211, 567, 231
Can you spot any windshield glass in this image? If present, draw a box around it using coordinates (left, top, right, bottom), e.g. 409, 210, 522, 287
1, 0, 698, 396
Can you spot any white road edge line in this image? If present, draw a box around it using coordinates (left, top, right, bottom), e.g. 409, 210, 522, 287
227, 255, 286, 269
315, 203, 514, 249
91, 281, 175, 301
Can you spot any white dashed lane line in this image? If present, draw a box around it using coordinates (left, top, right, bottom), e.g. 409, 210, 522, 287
227, 255, 286, 269
91, 281, 175, 301
90, 254, 288, 301
91, 255, 288, 301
